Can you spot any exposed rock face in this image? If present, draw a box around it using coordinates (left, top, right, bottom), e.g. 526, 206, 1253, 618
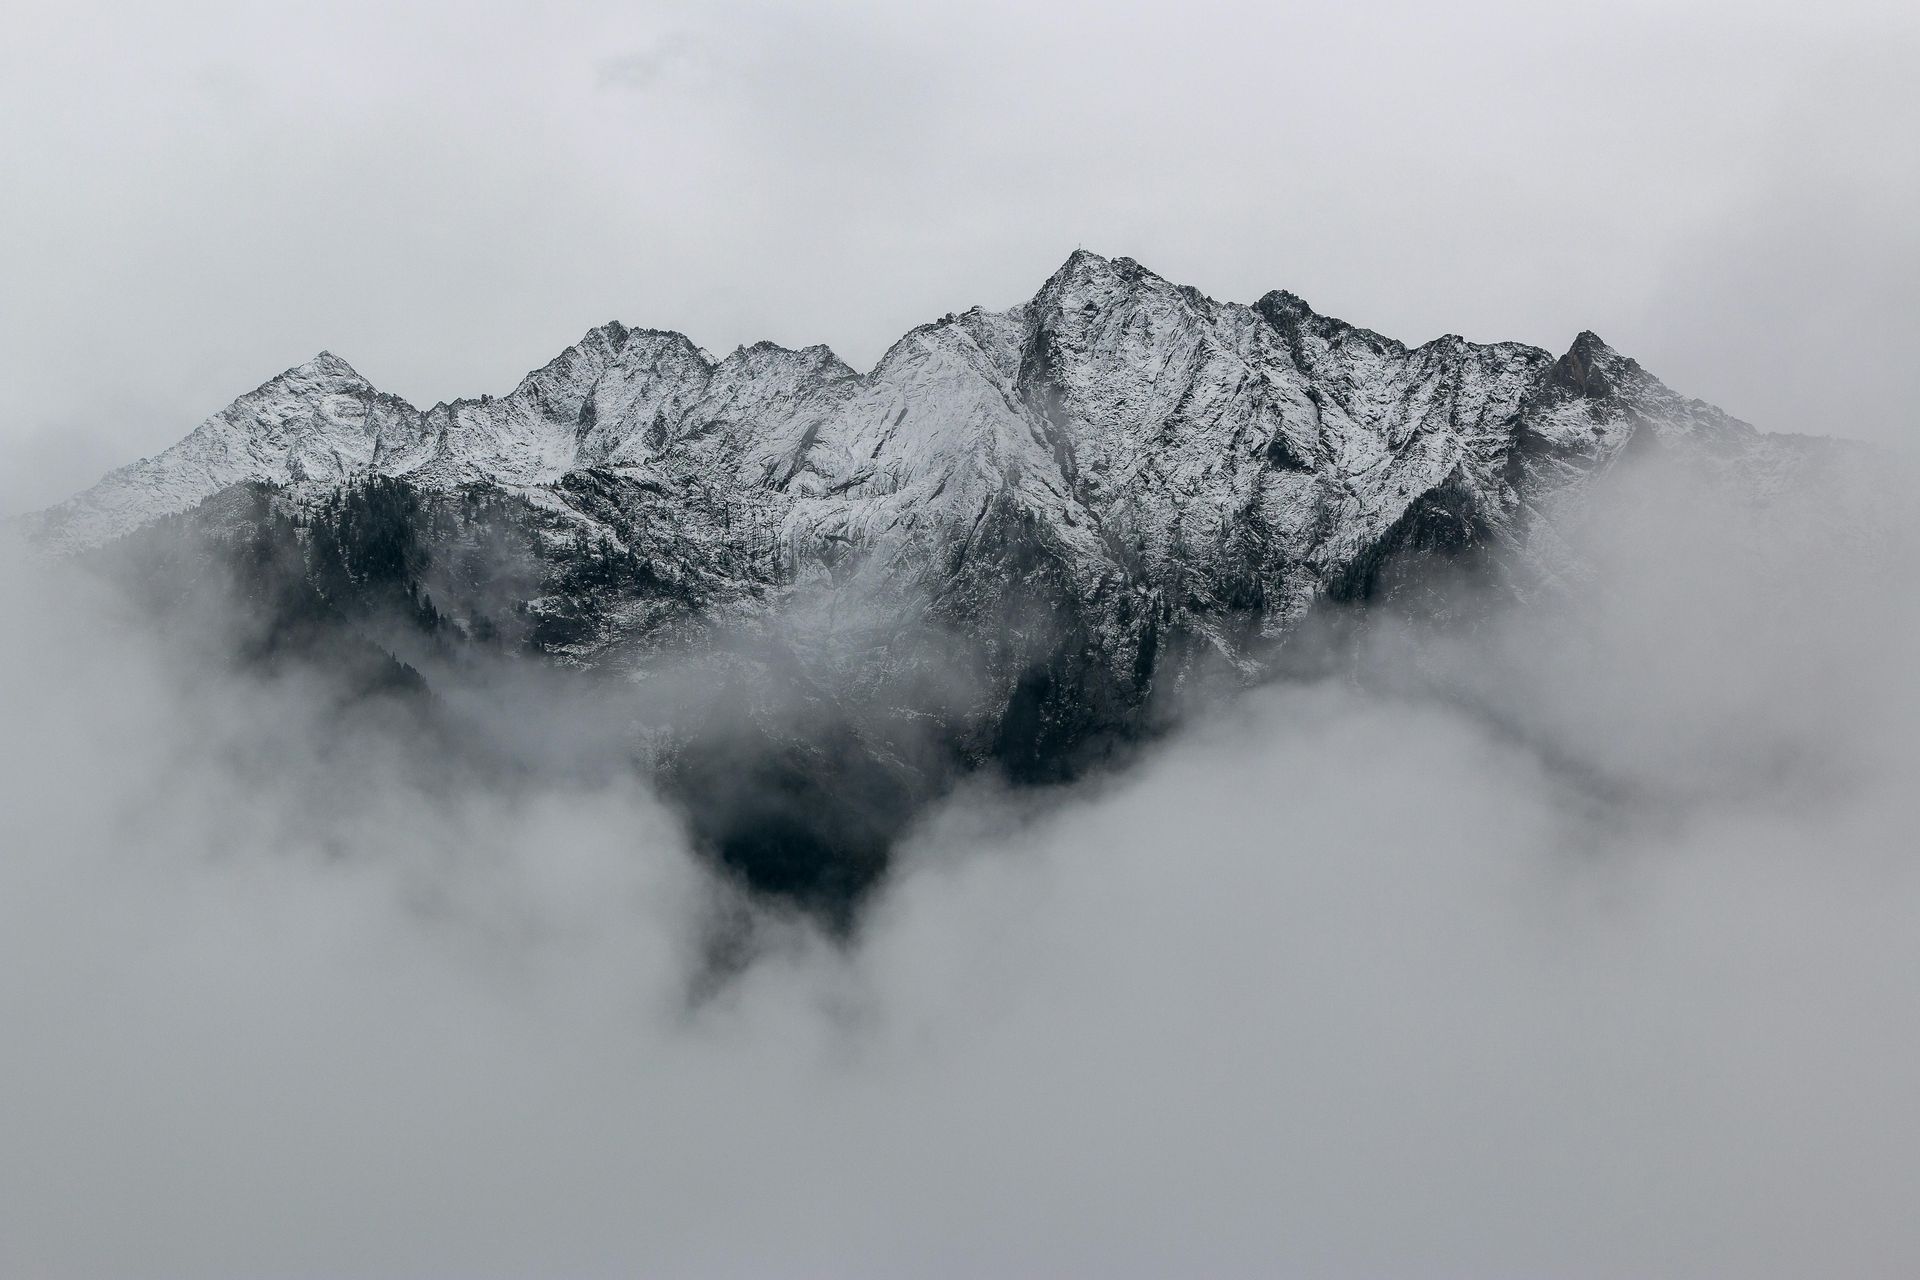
24, 251, 1866, 917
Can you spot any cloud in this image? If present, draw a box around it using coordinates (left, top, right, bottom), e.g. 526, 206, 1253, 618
596, 32, 706, 92
1643, 37, 1920, 447
1, 442, 1916, 1276
7, 0, 1920, 518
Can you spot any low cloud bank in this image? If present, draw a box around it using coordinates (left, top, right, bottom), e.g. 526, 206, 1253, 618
1, 454, 1917, 1278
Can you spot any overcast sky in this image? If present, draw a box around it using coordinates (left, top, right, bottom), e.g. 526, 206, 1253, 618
5, 11, 1920, 1272
4, 0, 1917, 514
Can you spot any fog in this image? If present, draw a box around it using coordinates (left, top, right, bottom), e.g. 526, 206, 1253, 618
5, 0, 1919, 516
1, 444, 1916, 1278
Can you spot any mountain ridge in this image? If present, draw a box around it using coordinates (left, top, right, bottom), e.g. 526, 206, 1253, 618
30, 249, 1755, 553
20, 249, 1870, 917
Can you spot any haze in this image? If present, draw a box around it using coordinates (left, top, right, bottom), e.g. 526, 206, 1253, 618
4, 0, 1918, 516
4, 4, 1920, 1277
4, 420, 1919, 1277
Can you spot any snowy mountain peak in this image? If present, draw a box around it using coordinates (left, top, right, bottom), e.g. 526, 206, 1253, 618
1052, 246, 1112, 277
1254, 288, 1316, 319
1040, 249, 1177, 310
287, 350, 368, 383
22, 252, 1877, 914
1550, 330, 1627, 398
26, 252, 1832, 571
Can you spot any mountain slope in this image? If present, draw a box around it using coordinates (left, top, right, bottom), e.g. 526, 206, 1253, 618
26, 250, 1863, 917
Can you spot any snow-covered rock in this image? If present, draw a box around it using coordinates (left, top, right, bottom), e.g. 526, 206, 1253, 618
27, 250, 1895, 912
27, 249, 1848, 654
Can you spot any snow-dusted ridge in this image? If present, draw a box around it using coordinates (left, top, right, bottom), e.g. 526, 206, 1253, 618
12, 252, 1703, 548
25, 248, 1853, 633
22, 249, 1890, 912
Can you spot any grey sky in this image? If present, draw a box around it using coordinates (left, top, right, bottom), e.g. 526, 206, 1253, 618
4, 0, 1917, 515
6, 11, 1919, 1272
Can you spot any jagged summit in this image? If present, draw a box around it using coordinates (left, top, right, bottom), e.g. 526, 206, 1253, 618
1048, 246, 1118, 280
1547, 332, 1617, 398
1039, 249, 1178, 307
28, 250, 1798, 560
291, 350, 366, 381
1254, 288, 1316, 317
23, 249, 1870, 914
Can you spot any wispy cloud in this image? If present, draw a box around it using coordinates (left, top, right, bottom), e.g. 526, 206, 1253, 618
596, 31, 705, 92
1, 443, 1916, 1275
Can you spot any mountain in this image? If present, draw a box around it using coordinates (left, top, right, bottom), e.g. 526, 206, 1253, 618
22, 251, 1866, 920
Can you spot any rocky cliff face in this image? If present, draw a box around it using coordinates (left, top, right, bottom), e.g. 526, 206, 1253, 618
25, 251, 1862, 919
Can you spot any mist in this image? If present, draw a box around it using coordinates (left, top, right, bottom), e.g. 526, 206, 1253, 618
0, 435, 1914, 1279
6, 0, 1920, 518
